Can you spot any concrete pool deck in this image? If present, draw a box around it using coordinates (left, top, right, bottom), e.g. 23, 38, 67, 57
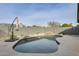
0, 35, 79, 56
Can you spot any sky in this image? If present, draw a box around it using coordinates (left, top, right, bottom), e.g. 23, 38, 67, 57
0, 3, 77, 26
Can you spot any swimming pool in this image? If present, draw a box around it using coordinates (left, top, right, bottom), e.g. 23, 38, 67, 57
13, 36, 60, 53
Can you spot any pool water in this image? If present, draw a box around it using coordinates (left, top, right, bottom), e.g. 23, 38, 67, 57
14, 37, 59, 53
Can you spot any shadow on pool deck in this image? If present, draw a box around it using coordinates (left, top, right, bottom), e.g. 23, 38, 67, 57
4, 38, 18, 42
59, 26, 79, 35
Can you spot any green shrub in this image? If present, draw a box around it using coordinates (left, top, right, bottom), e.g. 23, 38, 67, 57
62, 23, 73, 27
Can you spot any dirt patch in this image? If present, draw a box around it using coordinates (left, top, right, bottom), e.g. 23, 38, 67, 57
0, 29, 7, 38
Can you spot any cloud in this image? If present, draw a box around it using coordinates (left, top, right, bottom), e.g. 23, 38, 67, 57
0, 3, 77, 25
21, 4, 77, 26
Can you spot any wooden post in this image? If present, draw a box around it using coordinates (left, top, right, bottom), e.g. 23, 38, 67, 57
11, 27, 14, 40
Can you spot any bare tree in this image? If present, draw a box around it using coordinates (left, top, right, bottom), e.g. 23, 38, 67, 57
48, 21, 61, 27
